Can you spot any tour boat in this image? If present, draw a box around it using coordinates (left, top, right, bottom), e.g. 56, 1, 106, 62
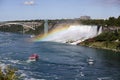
29, 54, 39, 61
87, 57, 95, 65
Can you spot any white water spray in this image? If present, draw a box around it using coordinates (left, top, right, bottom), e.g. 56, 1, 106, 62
43, 25, 102, 45
44, 20, 48, 34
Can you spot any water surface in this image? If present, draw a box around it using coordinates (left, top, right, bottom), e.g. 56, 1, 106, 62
0, 32, 120, 80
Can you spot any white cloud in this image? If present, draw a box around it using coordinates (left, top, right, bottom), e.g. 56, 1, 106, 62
24, 0, 35, 5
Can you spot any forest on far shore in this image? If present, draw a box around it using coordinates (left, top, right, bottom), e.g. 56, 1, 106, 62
80, 16, 120, 27
0, 16, 120, 35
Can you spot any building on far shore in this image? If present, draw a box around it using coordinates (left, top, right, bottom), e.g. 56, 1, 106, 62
74, 16, 91, 20
80, 16, 91, 20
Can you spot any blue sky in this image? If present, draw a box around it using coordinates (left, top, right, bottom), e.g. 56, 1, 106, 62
0, 0, 120, 21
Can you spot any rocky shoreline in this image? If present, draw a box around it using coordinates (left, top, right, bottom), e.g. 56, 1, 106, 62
80, 44, 120, 52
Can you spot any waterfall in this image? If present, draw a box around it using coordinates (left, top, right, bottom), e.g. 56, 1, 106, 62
44, 20, 48, 34
69, 25, 102, 45
42, 25, 102, 45
97, 26, 102, 35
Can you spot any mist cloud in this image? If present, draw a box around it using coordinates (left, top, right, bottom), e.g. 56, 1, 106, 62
24, 0, 35, 5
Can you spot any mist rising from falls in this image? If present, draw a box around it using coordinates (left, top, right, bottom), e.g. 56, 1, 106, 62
40, 24, 102, 45
44, 20, 49, 34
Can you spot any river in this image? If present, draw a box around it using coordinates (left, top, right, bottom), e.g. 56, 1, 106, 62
0, 32, 120, 80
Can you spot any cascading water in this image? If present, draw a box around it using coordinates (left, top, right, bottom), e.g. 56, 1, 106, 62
44, 20, 49, 34
44, 25, 102, 44
97, 26, 102, 35
36, 24, 102, 45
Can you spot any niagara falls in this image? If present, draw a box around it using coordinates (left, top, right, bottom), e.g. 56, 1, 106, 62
34, 23, 102, 45
0, 0, 120, 80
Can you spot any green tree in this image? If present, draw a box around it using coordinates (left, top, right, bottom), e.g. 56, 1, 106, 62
116, 16, 120, 26
0, 65, 19, 80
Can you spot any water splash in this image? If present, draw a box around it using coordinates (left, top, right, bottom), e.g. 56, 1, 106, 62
33, 24, 102, 44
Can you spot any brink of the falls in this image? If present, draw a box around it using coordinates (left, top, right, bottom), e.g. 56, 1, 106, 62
41, 25, 102, 45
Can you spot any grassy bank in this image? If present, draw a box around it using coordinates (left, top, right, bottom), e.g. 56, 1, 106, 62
80, 41, 120, 52
79, 30, 120, 52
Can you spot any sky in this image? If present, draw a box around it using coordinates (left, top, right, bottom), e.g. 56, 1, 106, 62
0, 0, 120, 21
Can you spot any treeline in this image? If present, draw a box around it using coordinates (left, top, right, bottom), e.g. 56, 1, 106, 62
0, 16, 120, 35
94, 30, 120, 42
6, 16, 120, 27
80, 16, 120, 27
0, 24, 23, 33
80, 30, 120, 51
8, 19, 44, 22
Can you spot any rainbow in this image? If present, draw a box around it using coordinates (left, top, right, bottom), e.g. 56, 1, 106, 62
32, 25, 69, 42
31, 24, 102, 43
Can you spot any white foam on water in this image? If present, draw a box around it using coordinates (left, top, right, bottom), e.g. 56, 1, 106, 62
18, 70, 42, 80
8, 60, 20, 64
97, 77, 113, 80
24, 78, 46, 80
7, 59, 29, 65
20, 73, 28, 77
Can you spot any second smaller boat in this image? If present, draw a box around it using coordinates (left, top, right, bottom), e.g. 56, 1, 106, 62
87, 57, 95, 65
